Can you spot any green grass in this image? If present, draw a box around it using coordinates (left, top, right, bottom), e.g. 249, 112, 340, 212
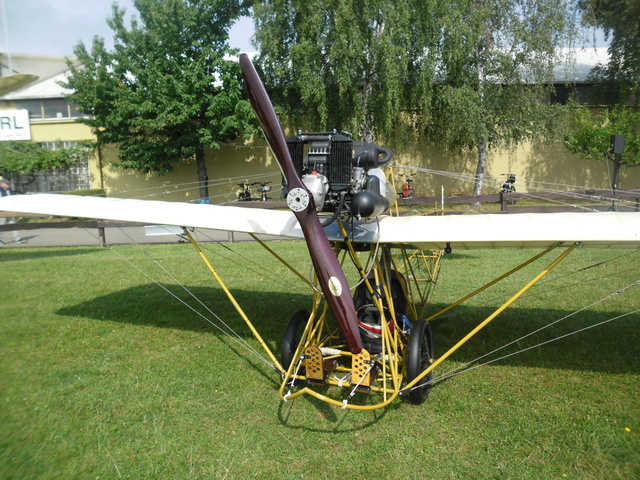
1, 241, 639, 479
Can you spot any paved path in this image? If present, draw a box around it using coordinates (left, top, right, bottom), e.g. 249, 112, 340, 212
0, 225, 278, 249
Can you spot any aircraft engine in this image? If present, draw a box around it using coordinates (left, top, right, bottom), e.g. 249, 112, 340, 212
286, 131, 394, 222
302, 172, 329, 210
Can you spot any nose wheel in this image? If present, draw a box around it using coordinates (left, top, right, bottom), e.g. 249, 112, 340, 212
406, 319, 434, 404
281, 309, 311, 371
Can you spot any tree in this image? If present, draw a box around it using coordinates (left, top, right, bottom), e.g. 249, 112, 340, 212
563, 105, 640, 198
0, 141, 87, 176
63, 0, 255, 200
425, 0, 576, 198
253, 0, 440, 142
253, 0, 577, 197
579, 0, 640, 105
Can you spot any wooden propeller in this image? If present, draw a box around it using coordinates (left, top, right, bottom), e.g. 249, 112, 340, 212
240, 54, 362, 354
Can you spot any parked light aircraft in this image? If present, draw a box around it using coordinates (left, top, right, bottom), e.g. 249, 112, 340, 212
1, 55, 638, 410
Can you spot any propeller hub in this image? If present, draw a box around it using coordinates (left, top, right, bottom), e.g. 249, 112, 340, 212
287, 187, 310, 212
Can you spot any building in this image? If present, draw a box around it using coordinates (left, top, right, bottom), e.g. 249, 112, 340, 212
0, 53, 276, 201
0, 54, 92, 192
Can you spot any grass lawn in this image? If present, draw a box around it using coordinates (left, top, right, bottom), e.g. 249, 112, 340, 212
1, 240, 638, 479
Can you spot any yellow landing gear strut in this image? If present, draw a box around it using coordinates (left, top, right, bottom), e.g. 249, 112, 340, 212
184, 225, 579, 410
400, 243, 579, 398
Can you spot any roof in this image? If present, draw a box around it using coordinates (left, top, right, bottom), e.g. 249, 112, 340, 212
0, 54, 76, 100
554, 47, 609, 83
0, 71, 72, 100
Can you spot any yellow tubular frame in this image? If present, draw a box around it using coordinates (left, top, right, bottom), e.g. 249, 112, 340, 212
183, 229, 284, 372
424, 244, 558, 323
276, 226, 408, 410
185, 224, 577, 410
400, 243, 579, 396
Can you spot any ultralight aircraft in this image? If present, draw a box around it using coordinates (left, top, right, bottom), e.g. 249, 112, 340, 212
1, 55, 639, 410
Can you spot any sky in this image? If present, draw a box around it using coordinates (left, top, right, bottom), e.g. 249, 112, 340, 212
1, 0, 256, 58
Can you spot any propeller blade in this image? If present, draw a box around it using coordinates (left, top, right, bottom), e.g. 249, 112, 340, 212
240, 54, 362, 354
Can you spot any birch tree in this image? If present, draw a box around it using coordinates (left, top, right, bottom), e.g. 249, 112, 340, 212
254, 0, 577, 197
253, 0, 439, 142
426, 0, 577, 197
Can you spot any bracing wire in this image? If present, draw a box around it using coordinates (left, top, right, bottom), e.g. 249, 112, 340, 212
428, 307, 640, 389
80, 224, 278, 370
391, 164, 638, 208
406, 280, 640, 394
426, 246, 639, 334
186, 229, 298, 291
105, 171, 282, 202
459, 249, 640, 313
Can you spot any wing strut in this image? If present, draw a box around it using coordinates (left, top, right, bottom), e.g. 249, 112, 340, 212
183, 229, 285, 373
240, 54, 363, 354
400, 243, 579, 396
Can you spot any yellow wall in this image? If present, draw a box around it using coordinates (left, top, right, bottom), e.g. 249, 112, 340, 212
28, 119, 95, 142
98, 139, 283, 203
393, 139, 640, 196
18, 119, 640, 201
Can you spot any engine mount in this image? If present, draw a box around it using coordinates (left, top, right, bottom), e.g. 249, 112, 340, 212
285, 131, 395, 220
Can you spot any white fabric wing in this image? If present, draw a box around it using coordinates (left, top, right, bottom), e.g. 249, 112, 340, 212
1, 194, 639, 249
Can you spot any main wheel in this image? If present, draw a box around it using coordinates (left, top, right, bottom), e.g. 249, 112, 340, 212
280, 309, 310, 371
406, 319, 434, 405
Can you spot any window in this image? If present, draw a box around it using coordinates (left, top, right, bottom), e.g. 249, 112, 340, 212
14, 100, 44, 119
42, 99, 70, 119
40, 140, 85, 150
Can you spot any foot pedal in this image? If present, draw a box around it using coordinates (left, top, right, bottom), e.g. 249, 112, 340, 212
304, 346, 324, 383
351, 349, 374, 390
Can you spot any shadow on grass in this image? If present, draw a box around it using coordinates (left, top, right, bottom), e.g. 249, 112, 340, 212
55, 282, 309, 346
0, 246, 101, 262
56, 282, 640, 377
428, 303, 640, 375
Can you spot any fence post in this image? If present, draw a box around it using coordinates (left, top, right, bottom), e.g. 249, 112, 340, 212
98, 226, 106, 247
500, 191, 507, 211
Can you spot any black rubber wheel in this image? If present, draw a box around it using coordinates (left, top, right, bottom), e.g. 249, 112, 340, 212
406, 319, 434, 405
280, 309, 310, 371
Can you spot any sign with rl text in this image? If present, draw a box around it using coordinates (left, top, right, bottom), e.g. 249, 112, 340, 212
0, 109, 31, 141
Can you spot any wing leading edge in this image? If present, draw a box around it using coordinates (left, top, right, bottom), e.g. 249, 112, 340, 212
0, 194, 303, 239
0, 194, 638, 249
329, 212, 640, 250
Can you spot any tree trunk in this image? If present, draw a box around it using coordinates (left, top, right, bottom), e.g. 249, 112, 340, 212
360, 117, 374, 143
472, 35, 488, 207
359, 72, 375, 143
472, 140, 487, 207
196, 147, 209, 200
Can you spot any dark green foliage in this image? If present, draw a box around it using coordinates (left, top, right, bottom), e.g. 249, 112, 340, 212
253, 0, 440, 142
253, 0, 576, 195
423, 0, 576, 196
580, 0, 640, 105
62, 0, 256, 198
0, 140, 89, 175
564, 105, 640, 165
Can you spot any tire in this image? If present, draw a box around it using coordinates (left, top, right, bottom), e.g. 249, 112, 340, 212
280, 309, 310, 371
406, 319, 434, 405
